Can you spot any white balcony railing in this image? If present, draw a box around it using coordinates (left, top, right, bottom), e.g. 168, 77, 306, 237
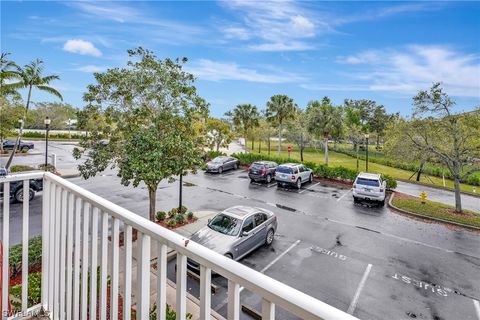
1, 172, 359, 320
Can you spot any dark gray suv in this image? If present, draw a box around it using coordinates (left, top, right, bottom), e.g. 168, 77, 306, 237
248, 161, 278, 183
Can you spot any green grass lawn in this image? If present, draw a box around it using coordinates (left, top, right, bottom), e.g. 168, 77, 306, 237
392, 193, 480, 226
246, 140, 478, 194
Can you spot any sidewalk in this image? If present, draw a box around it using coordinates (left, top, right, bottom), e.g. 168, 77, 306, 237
117, 210, 223, 320
395, 181, 480, 212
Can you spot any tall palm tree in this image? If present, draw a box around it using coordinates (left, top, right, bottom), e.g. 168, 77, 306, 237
227, 104, 259, 151
265, 94, 297, 156
307, 97, 343, 165
5, 59, 63, 169
0, 52, 21, 97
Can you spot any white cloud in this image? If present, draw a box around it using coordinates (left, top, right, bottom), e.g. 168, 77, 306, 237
73, 65, 107, 73
187, 59, 304, 83
67, 1, 137, 23
63, 39, 102, 57
219, 0, 319, 51
337, 45, 480, 97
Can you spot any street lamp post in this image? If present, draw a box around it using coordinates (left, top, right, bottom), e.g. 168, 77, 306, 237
44, 117, 51, 171
68, 118, 72, 139
364, 133, 369, 172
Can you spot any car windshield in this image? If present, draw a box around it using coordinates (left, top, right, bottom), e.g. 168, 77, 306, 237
208, 213, 241, 236
211, 157, 225, 163
251, 163, 265, 170
276, 166, 293, 174
356, 178, 380, 187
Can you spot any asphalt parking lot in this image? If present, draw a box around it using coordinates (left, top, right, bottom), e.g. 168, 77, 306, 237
3, 167, 480, 320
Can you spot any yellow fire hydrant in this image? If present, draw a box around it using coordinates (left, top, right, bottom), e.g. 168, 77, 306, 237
420, 191, 427, 204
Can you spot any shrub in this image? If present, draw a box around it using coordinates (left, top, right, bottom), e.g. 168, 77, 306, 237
170, 207, 179, 215
175, 213, 186, 224
9, 236, 42, 276
38, 163, 56, 173
150, 303, 192, 320
166, 219, 176, 228
156, 211, 166, 221
187, 211, 194, 220
167, 210, 176, 218
205, 150, 226, 161
382, 174, 397, 190
10, 272, 42, 309
10, 165, 36, 172
179, 205, 188, 214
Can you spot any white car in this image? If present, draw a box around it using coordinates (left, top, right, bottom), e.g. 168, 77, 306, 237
352, 173, 386, 205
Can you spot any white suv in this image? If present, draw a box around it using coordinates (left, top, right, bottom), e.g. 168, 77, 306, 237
352, 173, 386, 205
275, 163, 313, 189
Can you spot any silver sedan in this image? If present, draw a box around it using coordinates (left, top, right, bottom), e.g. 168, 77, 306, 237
188, 206, 277, 271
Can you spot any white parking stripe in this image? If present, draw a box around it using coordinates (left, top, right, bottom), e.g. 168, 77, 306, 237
347, 263, 372, 315
299, 182, 320, 194
337, 189, 352, 202
238, 239, 301, 294
474, 299, 480, 320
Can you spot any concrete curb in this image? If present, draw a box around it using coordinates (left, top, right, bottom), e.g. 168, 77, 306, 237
388, 192, 480, 231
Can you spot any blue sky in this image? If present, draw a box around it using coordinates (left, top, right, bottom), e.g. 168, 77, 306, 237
2, 1, 479, 117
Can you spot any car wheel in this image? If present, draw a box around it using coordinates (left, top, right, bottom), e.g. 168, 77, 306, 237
296, 178, 302, 189
353, 196, 359, 203
265, 229, 275, 245
14, 188, 35, 202
250, 178, 255, 183
224, 253, 233, 259
218, 167, 223, 174
380, 200, 385, 207
309, 173, 313, 183
266, 174, 272, 183
22, 146, 29, 152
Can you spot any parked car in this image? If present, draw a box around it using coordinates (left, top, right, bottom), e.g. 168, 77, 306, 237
205, 156, 240, 173
0, 168, 43, 202
2, 140, 34, 152
248, 161, 278, 183
275, 163, 313, 189
352, 172, 386, 205
187, 206, 277, 272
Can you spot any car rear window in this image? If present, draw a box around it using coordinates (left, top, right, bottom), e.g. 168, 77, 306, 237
276, 166, 293, 174
356, 178, 380, 187
251, 163, 265, 170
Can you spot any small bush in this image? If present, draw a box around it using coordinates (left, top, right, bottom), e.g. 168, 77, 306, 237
156, 211, 166, 221
167, 219, 176, 228
179, 205, 188, 214
205, 150, 226, 161
175, 213, 186, 224
10, 165, 36, 172
187, 211, 194, 220
170, 207, 179, 215
38, 163, 56, 173
10, 272, 42, 309
9, 236, 42, 276
150, 303, 192, 320
167, 210, 176, 218
382, 174, 397, 190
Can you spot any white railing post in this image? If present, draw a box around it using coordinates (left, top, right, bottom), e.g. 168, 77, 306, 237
99, 211, 109, 320
200, 265, 212, 320
176, 253, 187, 320
41, 178, 50, 309
53, 185, 61, 319
156, 243, 167, 320
123, 225, 132, 320
81, 203, 90, 319
59, 189, 68, 318
1, 182, 10, 317
21, 180, 30, 311
90, 207, 99, 320
47, 183, 56, 312
136, 233, 151, 319
66, 193, 74, 320
262, 298, 275, 320
73, 197, 82, 319
110, 217, 120, 319
228, 280, 240, 320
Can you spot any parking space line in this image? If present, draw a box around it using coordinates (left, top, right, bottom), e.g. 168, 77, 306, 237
474, 299, 480, 320
299, 182, 320, 194
347, 263, 372, 315
337, 189, 352, 202
267, 182, 277, 188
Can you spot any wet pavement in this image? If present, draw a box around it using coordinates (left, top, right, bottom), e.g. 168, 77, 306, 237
2, 167, 480, 320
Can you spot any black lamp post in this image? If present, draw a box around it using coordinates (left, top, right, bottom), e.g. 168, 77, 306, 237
364, 133, 369, 172
44, 117, 51, 171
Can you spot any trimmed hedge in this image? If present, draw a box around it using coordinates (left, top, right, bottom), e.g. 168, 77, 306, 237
231, 152, 397, 189
332, 146, 480, 186
21, 131, 84, 139
205, 150, 226, 161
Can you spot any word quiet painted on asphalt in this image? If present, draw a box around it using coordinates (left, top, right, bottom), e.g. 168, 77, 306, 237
392, 273, 452, 297
310, 246, 347, 261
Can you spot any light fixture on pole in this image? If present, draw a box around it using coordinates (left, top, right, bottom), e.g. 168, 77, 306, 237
364, 133, 369, 172
44, 117, 51, 171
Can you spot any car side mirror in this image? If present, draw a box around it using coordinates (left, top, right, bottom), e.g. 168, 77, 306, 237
208, 218, 211, 224
241, 231, 249, 237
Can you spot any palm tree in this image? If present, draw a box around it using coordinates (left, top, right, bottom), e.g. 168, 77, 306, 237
265, 95, 297, 156
0, 52, 21, 97
5, 59, 63, 169
307, 97, 343, 165
227, 104, 259, 152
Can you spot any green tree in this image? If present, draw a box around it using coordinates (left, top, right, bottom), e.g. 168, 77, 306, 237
368, 105, 397, 147
285, 108, 310, 161
265, 94, 297, 156
206, 117, 233, 151
73, 48, 206, 221
387, 83, 480, 213
307, 97, 343, 165
343, 104, 367, 170
5, 59, 63, 169
0, 97, 24, 153
0, 52, 21, 98
28, 102, 78, 129
226, 104, 259, 151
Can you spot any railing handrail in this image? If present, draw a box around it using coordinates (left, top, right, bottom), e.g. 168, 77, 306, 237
43, 172, 358, 320
0, 171, 44, 183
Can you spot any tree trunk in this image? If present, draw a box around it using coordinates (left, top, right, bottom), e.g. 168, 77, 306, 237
277, 123, 282, 157
148, 186, 157, 221
243, 131, 247, 153
5, 85, 32, 169
324, 136, 329, 166
251, 137, 254, 151
258, 140, 261, 153
356, 144, 359, 171
267, 134, 271, 155
416, 159, 425, 182
300, 132, 304, 162
453, 175, 462, 213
